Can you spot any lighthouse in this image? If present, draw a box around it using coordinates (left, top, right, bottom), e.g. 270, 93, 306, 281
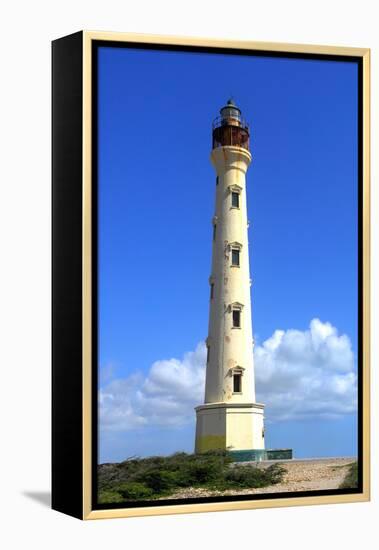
195, 100, 265, 460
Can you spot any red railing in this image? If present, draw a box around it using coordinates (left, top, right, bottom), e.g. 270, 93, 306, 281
212, 116, 250, 151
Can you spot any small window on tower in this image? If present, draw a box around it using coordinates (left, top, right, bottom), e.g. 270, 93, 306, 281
233, 373, 242, 393
213, 224, 216, 241
231, 191, 240, 208
232, 309, 241, 328
210, 283, 214, 300
231, 249, 240, 267
206, 345, 210, 364
216, 176, 219, 186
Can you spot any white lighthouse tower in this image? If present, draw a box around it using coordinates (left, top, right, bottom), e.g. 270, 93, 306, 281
195, 100, 265, 459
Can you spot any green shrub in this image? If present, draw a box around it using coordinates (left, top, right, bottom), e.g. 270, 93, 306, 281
339, 462, 358, 489
211, 463, 285, 490
139, 471, 177, 493
117, 482, 154, 500
175, 454, 225, 485
98, 490, 124, 504
97, 451, 285, 501
264, 464, 286, 484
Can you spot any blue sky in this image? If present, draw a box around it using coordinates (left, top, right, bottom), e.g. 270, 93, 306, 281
97, 46, 358, 463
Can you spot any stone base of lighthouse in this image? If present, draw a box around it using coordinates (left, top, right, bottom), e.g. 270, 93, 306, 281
195, 402, 265, 456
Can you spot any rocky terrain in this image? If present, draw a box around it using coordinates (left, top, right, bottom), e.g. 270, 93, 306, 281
159, 457, 356, 499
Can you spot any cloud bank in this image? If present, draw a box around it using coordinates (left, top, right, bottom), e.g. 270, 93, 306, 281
99, 319, 357, 432
254, 318, 357, 420
99, 343, 206, 431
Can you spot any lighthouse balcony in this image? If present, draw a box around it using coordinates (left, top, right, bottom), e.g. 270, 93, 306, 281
212, 116, 250, 151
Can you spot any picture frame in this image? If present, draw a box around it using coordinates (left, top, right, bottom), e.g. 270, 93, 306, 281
52, 30, 370, 520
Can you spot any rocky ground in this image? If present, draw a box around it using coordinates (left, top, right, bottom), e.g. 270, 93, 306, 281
159, 457, 356, 500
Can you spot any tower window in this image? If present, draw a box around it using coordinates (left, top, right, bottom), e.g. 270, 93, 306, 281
233, 373, 242, 393
210, 283, 214, 300
206, 345, 210, 364
231, 192, 240, 208
216, 176, 219, 186
213, 224, 216, 241
231, 249, 240, 267
232, 309, 241, 328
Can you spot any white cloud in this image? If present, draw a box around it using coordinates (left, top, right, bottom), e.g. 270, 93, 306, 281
99, 343, 206, 431
99, 319, 357, 432
254, 318, 357, 420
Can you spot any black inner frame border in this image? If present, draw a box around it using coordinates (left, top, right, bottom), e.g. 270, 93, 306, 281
91, 39, 364, 511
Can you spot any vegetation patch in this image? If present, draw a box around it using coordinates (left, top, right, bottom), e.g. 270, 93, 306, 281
339, 461, 358, 489
98, 451, 285, 503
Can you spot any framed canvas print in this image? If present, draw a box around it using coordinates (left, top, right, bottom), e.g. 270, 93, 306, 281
52, 31, 370, 520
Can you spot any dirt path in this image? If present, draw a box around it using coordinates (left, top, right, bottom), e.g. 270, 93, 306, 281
161, 457, 355, 500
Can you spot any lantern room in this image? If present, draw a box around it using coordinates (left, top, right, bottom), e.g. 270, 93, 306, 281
212, 99, 250, 151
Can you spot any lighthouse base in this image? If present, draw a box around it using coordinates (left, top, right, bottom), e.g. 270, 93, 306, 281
195, 402, 265, 454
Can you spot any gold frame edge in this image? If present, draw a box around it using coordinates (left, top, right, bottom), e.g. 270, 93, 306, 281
83, 30, 369, 57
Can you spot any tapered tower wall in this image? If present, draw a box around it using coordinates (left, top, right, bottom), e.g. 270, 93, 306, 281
205, 147, 255, 405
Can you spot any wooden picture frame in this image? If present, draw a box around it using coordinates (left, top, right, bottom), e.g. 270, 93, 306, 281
52, 31, 370, 520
